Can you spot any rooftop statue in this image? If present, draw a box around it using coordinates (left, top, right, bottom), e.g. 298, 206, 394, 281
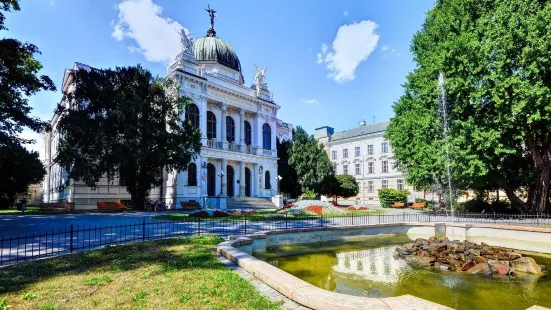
205, 4, 217, 37
178, 28, 193, 54
254, 64, 267, 85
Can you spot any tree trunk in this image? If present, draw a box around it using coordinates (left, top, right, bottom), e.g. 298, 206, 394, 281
525, 131, 551, 213
503, 182, 526, 212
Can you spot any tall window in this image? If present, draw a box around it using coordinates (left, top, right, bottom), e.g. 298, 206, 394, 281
368, 162, 374, 174
397, 179, 404, 190
187, 163, 197, 186
367, 181, 374, 192
396, 162, 401, 172
263, 123, 271, 150
355, 163, 361, 175
381, 142, 388, 153
207, 111, 216, 139
382, 179, 388, 189
244, 121, 252, 145
226, 116, 235, 142
382, 160, 388, 173
265, 171, 271, 189
186, 104, 200, 128
355, 146, 360, 157
343, 165, 348, 175
367, 144, 374, 155
343, 149, 348, 158
332, 150, 337, 160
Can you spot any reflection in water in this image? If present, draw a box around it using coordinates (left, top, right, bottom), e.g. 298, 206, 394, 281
260, 236, 551, 310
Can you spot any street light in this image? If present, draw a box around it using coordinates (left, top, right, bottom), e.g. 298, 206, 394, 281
277, 175, 282, 195
217, 170, 225, 196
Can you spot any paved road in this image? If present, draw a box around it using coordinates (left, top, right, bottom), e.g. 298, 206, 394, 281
0, 209, 548, 265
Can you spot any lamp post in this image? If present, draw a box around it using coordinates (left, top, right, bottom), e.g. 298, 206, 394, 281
277, 175, 282, 195
217, 170, 225, 196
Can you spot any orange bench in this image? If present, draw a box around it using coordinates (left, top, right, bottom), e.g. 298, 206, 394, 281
39, 202, 75, 212
410, 202, 425, 210
97, 201, 127, 212
391, 202, 406, 208
180, 201, 201, 210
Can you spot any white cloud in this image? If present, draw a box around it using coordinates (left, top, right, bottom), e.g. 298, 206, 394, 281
19, 130, 45, 160
381, 44, 400, 57
317, 20, 379, 83
302, 99, 320, 105
111, 0, 188, 63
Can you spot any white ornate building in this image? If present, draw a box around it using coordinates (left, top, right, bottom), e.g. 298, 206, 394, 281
315, 121, 417, 205
42, 12, 292, 208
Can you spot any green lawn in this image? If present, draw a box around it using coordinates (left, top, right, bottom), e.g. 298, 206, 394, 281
153, 209, 387, 221
0, 236, 280, 310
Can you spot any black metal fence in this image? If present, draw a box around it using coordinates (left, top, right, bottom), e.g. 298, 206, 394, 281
1, 212, 550, 266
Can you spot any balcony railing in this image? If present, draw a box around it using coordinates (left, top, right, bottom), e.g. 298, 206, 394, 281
207, 139, 223, 150
205, 140, 273, 157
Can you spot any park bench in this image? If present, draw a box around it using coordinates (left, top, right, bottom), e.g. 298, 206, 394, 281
410, 202, 425, 210
97, 201, 127, 212
180, 200, 201, 210
39, 202, 75, 212
391, 202, 406, 208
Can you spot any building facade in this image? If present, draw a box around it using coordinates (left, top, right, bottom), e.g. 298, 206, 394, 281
42, 12, 292, 208
315, 121, 415, 205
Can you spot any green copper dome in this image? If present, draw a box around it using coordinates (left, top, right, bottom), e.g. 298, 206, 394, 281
193, 37, 242, 73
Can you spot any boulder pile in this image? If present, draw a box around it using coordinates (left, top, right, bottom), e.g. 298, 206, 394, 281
394, 237, 547, 277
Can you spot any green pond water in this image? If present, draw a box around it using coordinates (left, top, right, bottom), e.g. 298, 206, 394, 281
256, 235, 551, 310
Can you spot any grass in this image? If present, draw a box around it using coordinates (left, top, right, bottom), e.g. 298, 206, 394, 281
153, 208, 387, 221
0, 236, 280, 310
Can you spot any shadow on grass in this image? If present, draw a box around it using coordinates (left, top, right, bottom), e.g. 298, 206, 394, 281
0, 235, 224, 294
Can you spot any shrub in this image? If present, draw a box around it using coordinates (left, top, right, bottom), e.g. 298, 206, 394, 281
189, 210, 209, 217
212, 210, 229, 217
378, 188, 410, 207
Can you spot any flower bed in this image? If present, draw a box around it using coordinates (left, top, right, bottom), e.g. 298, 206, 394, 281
231, 209, 257, 215
190, 209, 230, 218
277, 200, 345, 216
347, 205, 370, 211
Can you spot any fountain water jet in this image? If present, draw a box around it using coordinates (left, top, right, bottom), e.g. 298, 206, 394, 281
438, 73, 454, 219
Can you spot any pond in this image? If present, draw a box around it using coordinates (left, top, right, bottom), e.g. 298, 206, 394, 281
255, 235, 551, 310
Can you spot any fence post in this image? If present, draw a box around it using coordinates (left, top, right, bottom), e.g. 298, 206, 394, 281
285, 213, 288, 230
142, 219, 146, 241
69, 224, 74, 253
244, 216, 247, 235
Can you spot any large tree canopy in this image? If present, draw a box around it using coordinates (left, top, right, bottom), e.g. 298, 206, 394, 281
288, 126, 334, 195
328, 174, 359, 204
276, 137, 300, 198
387, 0, 551, 212
55, 65, 201, 208
0, 0, 54, 207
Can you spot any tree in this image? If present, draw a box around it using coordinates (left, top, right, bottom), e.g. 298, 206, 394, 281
54, 65, 201, 209
276, 137, 300, 198
288, 126, 334, 195
387, 0, 551, 212
328, 174, 359, 204
0, 0, 55, 207
0, 143, 44, 208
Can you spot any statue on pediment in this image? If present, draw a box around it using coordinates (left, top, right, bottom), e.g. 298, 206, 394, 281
254, 64, 267, 86
178, 28, 193, 54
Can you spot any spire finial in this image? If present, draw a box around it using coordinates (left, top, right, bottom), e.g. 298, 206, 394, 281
205, 4, 217, 37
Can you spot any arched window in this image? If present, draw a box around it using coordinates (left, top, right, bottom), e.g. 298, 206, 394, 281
226, 116, 235, 142
244, 121, 252, 146
207, 111, 216, 139
187, 163, 197, 186
185, 104, 200, 128
265, 171, 271, 189
262, 123, 271, 150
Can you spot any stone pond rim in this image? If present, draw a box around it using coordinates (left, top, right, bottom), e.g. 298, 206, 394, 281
394, 236, 547, 276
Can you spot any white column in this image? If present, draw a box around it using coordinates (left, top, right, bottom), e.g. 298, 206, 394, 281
270, 120, 277, 157
199, 98, 208, 146
221, 158, 227, 196
239, 161, 245, 196
254, 112, 262, 155
253, 163, 259, 197
221, 104, 227, 149
239, 109, 245, 152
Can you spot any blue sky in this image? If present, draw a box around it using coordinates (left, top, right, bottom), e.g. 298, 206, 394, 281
7, 0, 434, 156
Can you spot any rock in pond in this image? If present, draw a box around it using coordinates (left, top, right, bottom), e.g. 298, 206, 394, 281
510, 257, 546, 276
